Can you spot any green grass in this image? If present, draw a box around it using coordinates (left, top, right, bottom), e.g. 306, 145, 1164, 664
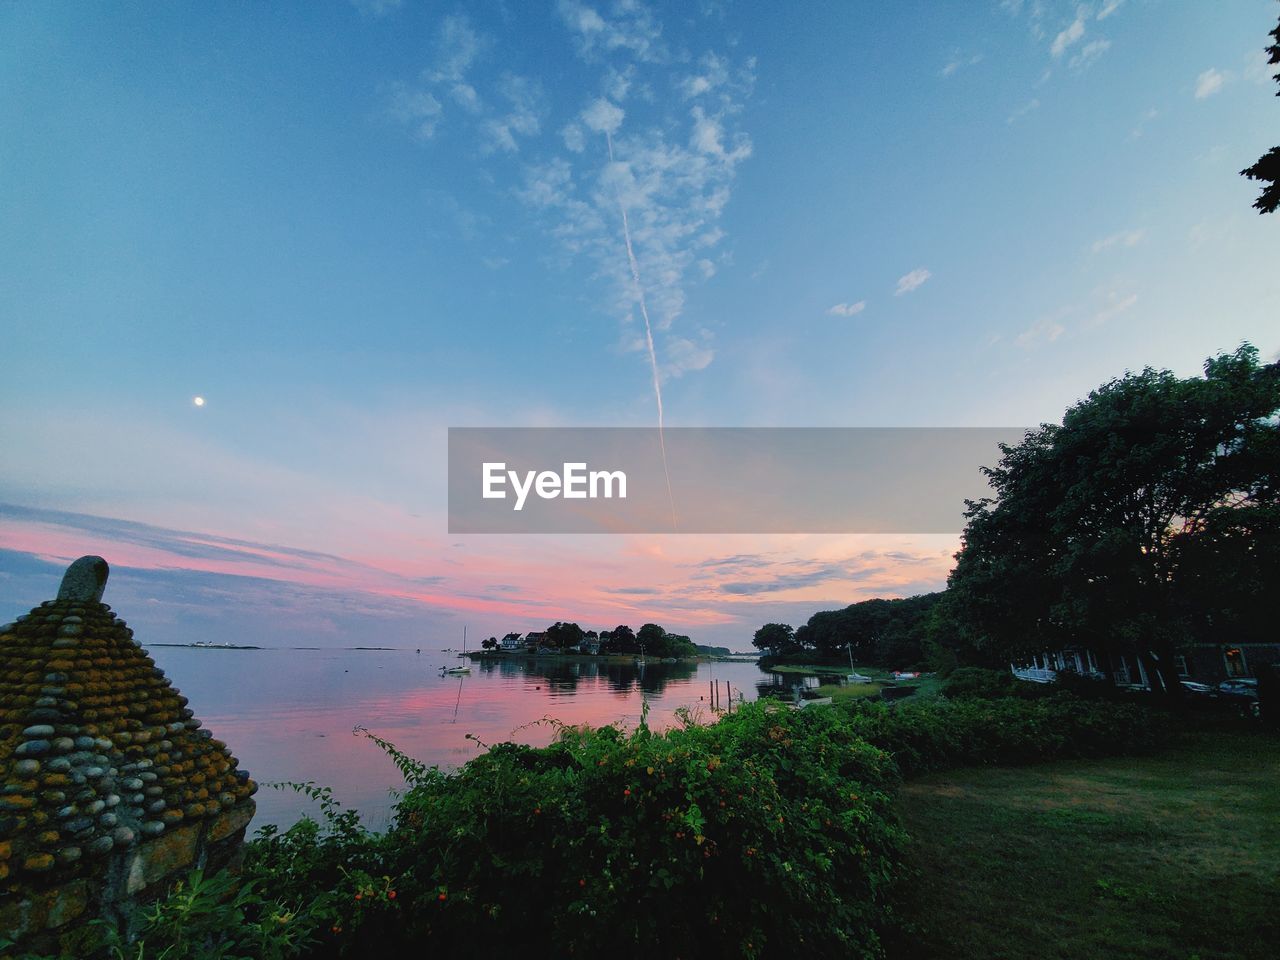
891, 729, 1280, 960
767, 662, 900, 678
815, 681, 885, 701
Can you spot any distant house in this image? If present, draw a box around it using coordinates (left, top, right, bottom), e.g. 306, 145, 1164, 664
1011, 642, 1280, 690
524, 631, 546, 648
500, 632, 525, 651
581, 636, 601, 655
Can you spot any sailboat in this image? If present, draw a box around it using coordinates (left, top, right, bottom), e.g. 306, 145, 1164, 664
846, 643, 872, 683
444, 626, 471, 675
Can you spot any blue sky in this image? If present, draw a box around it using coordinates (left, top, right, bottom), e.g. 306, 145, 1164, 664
1, 1, 1277, 647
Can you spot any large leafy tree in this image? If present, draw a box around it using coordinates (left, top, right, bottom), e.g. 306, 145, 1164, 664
794, 594, 942, 665
947, 345, 1279, 697
751, 622, 797, 655
1241, 8, 1280, 213
544, 621, 585, 650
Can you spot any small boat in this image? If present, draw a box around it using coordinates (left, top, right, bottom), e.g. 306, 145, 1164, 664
443, 625, 471, 674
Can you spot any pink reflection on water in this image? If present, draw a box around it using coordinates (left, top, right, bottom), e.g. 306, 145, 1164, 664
149, 647, 773, 830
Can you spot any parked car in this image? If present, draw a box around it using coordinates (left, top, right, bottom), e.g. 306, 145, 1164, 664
1180, 680, 1216, 697
1216, 678, 1259, 700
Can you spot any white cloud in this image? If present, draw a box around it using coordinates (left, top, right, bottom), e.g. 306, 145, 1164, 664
562, 123, 585, 153
389, 86, 443, 140
1096, 0, 1123, 20
1195, 68, 1226, 99
1069, 38, 1110, 70
481, 74, 545, 154
557, 0, 664, 63
1091, 228, 1145, 253
894, 268, 931, 295
1050, 13, 1086, 58
1016, 317, 1065, 348
350, 0, 401, 17
1128, 107, 1158, 140
681, 52, 730, 97
581, 97, 625, 135
1007, 98, 1040, 124
827, 301, 866, 317
941, 52, 984, 78
1091, 292, 1137, 325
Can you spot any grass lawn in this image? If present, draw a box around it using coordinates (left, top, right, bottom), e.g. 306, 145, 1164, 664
890, 729, 1280, 960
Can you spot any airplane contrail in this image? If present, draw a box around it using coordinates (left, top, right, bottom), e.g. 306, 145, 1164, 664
606, 131, 677, 530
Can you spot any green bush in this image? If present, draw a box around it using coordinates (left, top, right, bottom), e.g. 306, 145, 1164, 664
62, 692, 1160, 960
250, 704, 908, 960
939, 666, 1025, 700
836, 694, 1162, 778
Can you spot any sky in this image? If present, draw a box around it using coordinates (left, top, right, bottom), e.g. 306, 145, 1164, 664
2, 0, 1278, 649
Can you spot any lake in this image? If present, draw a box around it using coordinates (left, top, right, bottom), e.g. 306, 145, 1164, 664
147, 646, 795, 831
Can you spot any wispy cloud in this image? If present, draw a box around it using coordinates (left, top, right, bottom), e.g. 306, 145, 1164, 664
941, 51, 984, 78
1096, 0, 1123, 20
1090, 291, 1137, 326
514, 7, 755, 382
1195, 67, 1226, 99
1050, 12, 1086, 59
894, 268, 931, 296
1091, 228, 1145, 253
350, 0, 401, 17
1128, 107, 1158, 140
827, 301, 866, 317
557, 0, 665, 63
1069, 38, 1110, 70
389, 87, 443, 141
1007, 98, 1040, 124
1016, 316, 1065, 348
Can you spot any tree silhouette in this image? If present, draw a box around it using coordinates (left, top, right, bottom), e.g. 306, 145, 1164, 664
1241, 9, 1280, 213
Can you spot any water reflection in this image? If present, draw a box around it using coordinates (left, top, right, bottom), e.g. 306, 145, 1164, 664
147, 647, 768, 829
473, 657, 701, 694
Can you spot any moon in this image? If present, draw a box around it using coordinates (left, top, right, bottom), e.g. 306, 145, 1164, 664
193, 396, 205, 407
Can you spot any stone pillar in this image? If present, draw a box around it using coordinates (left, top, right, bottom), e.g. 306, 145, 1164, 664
1, 557, 258, 954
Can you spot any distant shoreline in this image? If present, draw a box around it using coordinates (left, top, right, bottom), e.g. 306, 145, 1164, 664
148, 644, 400, 651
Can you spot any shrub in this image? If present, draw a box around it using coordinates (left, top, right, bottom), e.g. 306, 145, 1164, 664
939, 666, 1024, 700
67, 692, 1161, 960
249, 704, 908, 960
836, 694, 1162, 778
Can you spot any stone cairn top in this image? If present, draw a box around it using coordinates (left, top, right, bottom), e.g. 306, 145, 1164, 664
1, 557, 256, 885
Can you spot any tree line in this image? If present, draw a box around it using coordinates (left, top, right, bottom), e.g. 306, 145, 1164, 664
483, 622, 699, 659
754, 344, 1279, 696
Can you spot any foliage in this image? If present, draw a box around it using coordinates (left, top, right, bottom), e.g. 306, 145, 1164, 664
59, 868, 323, 960
945, 344, 1280, 697
751, 622, 797, 655
835, 694, 1162, 779
940, 667, 1023, 700
45, 692, 1162, 960
543, 621, 585, 649
1241, 10, 1280, 214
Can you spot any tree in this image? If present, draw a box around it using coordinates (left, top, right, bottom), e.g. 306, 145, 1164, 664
947, 344, 1279, 698
1241, 9, 1280, 213
600, 624, 636, 654
636, 623, 666, 656
544, 622, 585, 650
752, 623, 797, 655
482, 636, 498, 650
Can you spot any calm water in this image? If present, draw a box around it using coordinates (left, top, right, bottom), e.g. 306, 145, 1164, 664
147, 647, 791, 831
